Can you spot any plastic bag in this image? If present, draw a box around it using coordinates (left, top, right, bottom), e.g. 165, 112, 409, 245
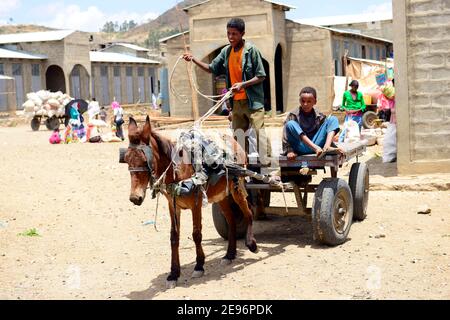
383, 123, 397, 163
344, 119, 361, 143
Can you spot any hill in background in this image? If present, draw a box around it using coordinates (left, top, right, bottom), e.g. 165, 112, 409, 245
0, 24, 54, 34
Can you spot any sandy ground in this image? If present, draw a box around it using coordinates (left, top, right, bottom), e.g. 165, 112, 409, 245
0, 125, 449, 300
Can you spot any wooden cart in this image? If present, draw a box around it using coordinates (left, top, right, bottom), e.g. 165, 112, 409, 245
212, 142, 369, 246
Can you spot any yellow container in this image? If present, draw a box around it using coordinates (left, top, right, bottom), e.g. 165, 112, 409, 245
363, 94, 372, 105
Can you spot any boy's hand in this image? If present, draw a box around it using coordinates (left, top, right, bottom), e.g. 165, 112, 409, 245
231, 82, 245, 92
287, 152, 298, 161
315, 146, 324, 157
182, 53, 194, 62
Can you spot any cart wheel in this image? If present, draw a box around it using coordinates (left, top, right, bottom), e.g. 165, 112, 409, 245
31, 117, 40, 131
46, 116, 60, 131
212, 196, 248, 240
349, 163, 369, 221
248, 189, 271, 208
312, 178, 353, 246
362, 111, 378, 129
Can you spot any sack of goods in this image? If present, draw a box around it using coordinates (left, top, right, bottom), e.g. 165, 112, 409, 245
23, 90, 73, 118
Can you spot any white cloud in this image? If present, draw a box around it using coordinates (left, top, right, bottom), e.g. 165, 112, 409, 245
34, 4, 159, 32
0, 0, 21, 17
363, 2, 393, 17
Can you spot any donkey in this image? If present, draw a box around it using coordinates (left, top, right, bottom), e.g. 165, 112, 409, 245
124, 116, 257, 288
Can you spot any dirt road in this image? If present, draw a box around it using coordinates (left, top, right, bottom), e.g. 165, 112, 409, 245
0, 126, 449, 300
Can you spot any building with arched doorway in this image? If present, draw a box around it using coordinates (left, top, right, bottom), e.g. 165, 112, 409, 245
160, 0, 392, 118
0, 30, 160, 111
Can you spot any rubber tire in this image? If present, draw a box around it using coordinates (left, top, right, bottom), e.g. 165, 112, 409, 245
31, 117, 40, 131
349, 163, 369, 221
362, 111, 378, 129
312, 178, 353, 246
248, 189, 271, 208
46, 116, 60, 131
212, 195, 248, 240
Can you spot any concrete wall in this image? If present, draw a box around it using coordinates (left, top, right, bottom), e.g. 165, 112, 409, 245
329, 20, 394, 41
285, 22, 334, 114
394, 0, 450, 174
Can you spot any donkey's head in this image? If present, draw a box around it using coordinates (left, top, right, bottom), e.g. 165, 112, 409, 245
122, 116, 156, 206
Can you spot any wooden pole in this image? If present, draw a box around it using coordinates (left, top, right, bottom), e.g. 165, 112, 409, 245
176, 4, 199, 120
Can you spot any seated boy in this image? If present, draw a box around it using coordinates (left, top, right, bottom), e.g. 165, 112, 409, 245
282, 87, 343, 160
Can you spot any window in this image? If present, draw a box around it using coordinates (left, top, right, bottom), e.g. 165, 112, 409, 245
376, 47, 381, 61
114, 66, 121, 77
369, 47, 374, 60
382, 48, 386, 59
31, 64, 40, 77
12, 63, 22, 76
100, 66, 108, 77
332, 40, 340, 60
126, 67, 133, 77
113, 66, 121, 103
12, 64, 24, 108
126, 67, 133, 103
31, 64, 41, 92
0, 63, 5, 75
138, 67, 145, 102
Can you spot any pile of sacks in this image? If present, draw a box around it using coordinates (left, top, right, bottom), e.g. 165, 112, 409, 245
23, 90, 73, 118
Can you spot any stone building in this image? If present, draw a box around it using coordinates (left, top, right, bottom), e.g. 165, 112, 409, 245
0, 30, 160, 111
299, 13, 394, 41
393, 0, 450, 174
161, 0, 393, 118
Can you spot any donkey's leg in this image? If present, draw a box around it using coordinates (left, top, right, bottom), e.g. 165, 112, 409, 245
218, 197, 237, 264
231, 178, 258, 253
166, 203, 181, 289
191, 204, 205, 278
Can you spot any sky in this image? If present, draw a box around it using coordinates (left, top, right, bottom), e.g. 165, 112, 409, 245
0, 0, 393, 32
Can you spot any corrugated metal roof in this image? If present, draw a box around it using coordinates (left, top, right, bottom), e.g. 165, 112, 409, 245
109, 43, 150, 52
323, 25, 392, 43
90, 51, 159, 64
296, 12, 392, 27
159, 31, 189, 43
0, 48, 48, 60
0, 30, 75, 45
184, 0, 295, 11
297, 22, 392, 43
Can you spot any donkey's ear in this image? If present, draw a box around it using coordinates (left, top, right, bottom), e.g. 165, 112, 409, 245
141, 115, 152, 144
128, 117, 138, 135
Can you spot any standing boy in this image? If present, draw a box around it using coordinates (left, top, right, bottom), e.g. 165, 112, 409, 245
183, 17, 270, 159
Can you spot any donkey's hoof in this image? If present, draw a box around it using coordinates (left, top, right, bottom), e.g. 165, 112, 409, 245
166, 280, 177, 289
247, 241, 258, 253
220, 258, 233, 266
191, 270, 205, 279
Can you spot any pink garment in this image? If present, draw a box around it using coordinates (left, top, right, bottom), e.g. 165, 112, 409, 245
377, 92, 396, 124
111, 101, 120, 109
49, 131, 61, 144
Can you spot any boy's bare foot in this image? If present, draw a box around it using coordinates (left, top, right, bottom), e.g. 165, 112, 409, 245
287, 152, 298, 161
299, 167, 310, 175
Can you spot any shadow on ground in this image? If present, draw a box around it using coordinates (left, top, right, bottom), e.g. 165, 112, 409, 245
365, 154, 398, 177
126, 214, 338, 300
